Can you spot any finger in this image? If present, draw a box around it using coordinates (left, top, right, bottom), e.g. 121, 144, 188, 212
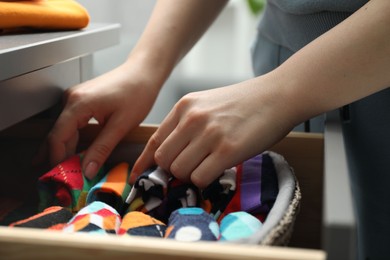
190, 153, 229, 189
48, 110, 90, 166
131, 110, 179, 178
65, 130, 79, 159
168, 135, 211, 183
33, 128, 79, 167
81, 113, 130, 180
153, 125, 190, 173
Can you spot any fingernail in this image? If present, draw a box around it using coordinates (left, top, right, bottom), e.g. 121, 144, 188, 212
84, 161, 98, 180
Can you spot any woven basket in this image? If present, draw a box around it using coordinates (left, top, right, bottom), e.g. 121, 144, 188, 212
234, 151, 301, 246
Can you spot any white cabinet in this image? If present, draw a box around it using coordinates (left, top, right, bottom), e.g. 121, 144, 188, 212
0, 23, 120, 130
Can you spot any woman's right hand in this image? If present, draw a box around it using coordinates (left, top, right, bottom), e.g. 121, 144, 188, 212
45, 60, 161, 179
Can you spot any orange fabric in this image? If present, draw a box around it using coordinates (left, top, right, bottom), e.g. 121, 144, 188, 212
120, 211, 165, 230
48, 223, 67, 231
0, 0, 89, 30
100, 162, 128, 197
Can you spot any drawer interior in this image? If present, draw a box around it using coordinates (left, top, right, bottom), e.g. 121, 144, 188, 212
0, 118, 324, 259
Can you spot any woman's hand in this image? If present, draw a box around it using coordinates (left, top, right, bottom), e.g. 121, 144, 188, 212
45, 61, 160, 179
132, 76, 297, 188
38, 0, 229, 180
132, 0, 390, 189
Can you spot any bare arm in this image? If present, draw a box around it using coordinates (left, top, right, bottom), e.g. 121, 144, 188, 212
127, 0, 229, 89
132, 0, 390, 188
47, 0, 228, 179
268, 0, 390, 125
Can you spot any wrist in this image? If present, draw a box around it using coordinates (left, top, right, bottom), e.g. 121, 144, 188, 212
124, 46, 175, 90
251, 73, 307, 131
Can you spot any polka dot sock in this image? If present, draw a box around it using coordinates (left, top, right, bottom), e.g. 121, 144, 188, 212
164, 207, 220, 242
219, 211, 263, 241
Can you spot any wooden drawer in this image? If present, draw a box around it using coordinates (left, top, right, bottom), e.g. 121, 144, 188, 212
0, 120, 326, 260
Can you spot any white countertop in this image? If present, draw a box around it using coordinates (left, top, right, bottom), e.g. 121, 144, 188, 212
0, 23, 120, 81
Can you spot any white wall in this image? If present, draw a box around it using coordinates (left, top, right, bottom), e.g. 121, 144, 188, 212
77, 0, 260, 124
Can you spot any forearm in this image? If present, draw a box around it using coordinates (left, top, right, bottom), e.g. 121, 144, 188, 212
126, 0, 228, 88
264, 0, 390, 125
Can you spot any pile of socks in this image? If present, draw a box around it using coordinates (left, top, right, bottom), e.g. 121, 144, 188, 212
6, 152, 280, 243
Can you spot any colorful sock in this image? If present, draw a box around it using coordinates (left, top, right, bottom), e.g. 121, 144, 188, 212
219, 211, 263, 241
124, 166, 169, 214
0, 197, 39, 226
118, 211, 166, 238
37, 154, 106, 213
9, 206, 73, 229
86, 162, 131, 214
201, 167, 237, 220
164, 207, 219, 242
215, 153, 279, 222
48, 223, 68, 231
162, 177, 199, 223
63, 201, 121, 235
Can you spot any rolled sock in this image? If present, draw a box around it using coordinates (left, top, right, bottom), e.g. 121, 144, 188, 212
118, 211, 166, 238
86, 162, 132, 214
165, 178, 199, 219
37, 154, 106, 213
219, 211, 263, 241
63, 201, 121, 235
164, 207, 220, 242
125, 167, 201, 223
201, 167, 237, 221
124, 166, 169, 214
0, 197, 38, 226
48, 223, 67, 231
217, 153, 279, 222
9, 206, 73, 229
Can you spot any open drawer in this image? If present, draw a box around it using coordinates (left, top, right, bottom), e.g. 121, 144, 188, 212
0, 120, 325, 260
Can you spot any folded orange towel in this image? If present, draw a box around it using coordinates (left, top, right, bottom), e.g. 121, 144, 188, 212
0, 0, 89, 31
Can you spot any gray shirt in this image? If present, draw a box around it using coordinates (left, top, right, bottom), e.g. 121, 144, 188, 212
259, 0, 369, 52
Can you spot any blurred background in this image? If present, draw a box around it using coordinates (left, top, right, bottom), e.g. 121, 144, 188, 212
77, 0, 261, 124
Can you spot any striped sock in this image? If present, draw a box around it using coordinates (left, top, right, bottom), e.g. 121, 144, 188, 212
86, 162, 132, 214
9, 206, 73, 229
215, 153, 279, 222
